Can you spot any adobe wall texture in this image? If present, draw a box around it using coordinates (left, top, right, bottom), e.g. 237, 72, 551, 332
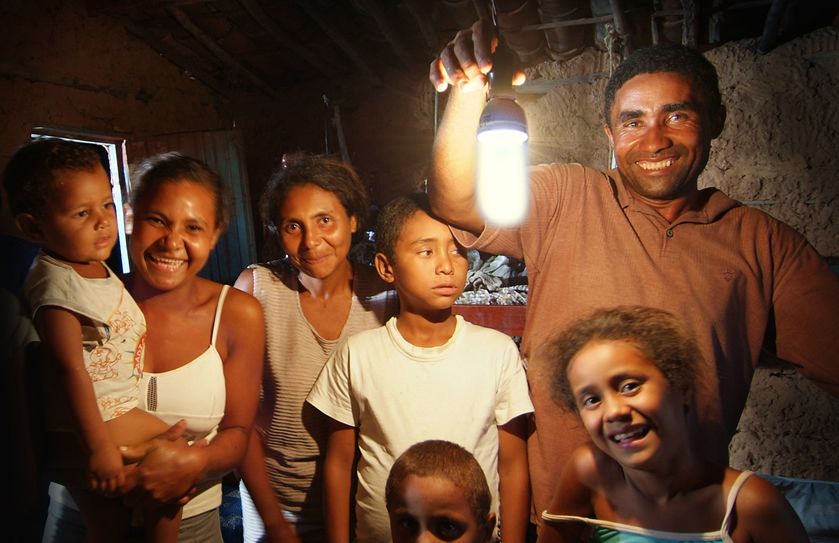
0, 0, 225, 234
0, 0, 224, 159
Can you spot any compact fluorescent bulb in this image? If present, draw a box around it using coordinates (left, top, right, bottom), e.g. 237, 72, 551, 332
476, 94, 529, 227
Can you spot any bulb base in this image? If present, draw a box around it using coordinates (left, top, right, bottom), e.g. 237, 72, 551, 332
477, 96, 528, 141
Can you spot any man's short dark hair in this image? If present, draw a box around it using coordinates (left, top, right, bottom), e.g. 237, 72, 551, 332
604, 43, 722, 126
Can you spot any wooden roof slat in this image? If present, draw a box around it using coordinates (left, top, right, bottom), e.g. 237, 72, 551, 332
238, 0, 337, 78
167, 6, 279, 99
0, 59, 159, 101
124, 20, 234, 101
403, 0, 439, 51
294, 0, 381, 86
87, 0, 207, 16
356, 0, 415, 72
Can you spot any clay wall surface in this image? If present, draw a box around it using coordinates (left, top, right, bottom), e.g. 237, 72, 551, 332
0, 0, 225, 233
704, 29, 839, 258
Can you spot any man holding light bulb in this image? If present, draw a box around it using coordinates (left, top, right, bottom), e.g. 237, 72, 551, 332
428, 18, 839, 537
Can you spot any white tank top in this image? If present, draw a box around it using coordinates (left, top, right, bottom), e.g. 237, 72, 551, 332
139, 284, 229, 517
140, 284, 228, 443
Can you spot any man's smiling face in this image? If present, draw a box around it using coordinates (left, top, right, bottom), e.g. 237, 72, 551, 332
605, 72, 725, 205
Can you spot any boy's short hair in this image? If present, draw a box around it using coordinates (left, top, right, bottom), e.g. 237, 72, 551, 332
2, 138, 107, 217
544, 305, 702, 412
375, 193, 435, 263
385, 440, 492, 530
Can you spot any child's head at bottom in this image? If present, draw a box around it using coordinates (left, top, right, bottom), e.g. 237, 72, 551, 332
545, 306, 702, 466
385, 440, 496, 543
374, 193, 468, 314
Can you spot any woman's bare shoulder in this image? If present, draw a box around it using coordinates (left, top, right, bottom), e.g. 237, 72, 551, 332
221, 283, 264, 324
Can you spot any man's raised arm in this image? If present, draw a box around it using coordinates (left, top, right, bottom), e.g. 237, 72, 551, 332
428, 19, 504, 236
428, 87, 486, 235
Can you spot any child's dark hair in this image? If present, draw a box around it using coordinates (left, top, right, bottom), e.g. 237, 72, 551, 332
3, 138, 108, 217
385, 440, 493, 532
260, 153, 369, 259
545, 306, 701, 412
375, 192, 434, 263
604, 43, 722, 127
129, 152, 229, 230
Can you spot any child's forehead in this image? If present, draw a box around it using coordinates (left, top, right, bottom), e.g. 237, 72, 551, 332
400, 473, 468, 501
399, 209, 455, 243
50, 163, 108, 186
46, 166, 111, 200
568, 340, 662, 377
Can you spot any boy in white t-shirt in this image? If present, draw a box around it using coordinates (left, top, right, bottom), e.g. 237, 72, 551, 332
306, 193, 533, 543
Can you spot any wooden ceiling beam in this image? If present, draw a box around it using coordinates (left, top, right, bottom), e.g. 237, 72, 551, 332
87, 0, 206, 17
403, 0, 439, 52
356, 0, 415, 71
237, 0, 338, 78
294, 0, 381, 86
167, 6, 280, 99
123, 20, 234, 102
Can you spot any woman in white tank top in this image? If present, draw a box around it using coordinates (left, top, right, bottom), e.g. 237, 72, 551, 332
121, 153, 265, 542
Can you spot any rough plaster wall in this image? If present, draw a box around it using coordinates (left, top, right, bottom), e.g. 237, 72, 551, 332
703, 28, 839, 258
0, 0, 223, 178
341, 78, 438, 211
523, 48, 614, 170
730, 363, 839, 481
517, 29, 839, 481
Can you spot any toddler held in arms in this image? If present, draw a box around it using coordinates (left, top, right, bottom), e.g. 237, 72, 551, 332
6, 138, 182, 542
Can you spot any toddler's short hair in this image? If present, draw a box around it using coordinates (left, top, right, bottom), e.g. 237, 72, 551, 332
385, 440, 492, 532
375, 193, 435, 263
3, 138, 107, 217
544, 305, 701, 412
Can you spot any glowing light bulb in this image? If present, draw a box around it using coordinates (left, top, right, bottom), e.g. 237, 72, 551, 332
475, 40, 529, 228
476, 95, 529, 227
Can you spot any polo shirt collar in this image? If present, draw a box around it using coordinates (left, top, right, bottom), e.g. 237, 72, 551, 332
607, 168, 742, 225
